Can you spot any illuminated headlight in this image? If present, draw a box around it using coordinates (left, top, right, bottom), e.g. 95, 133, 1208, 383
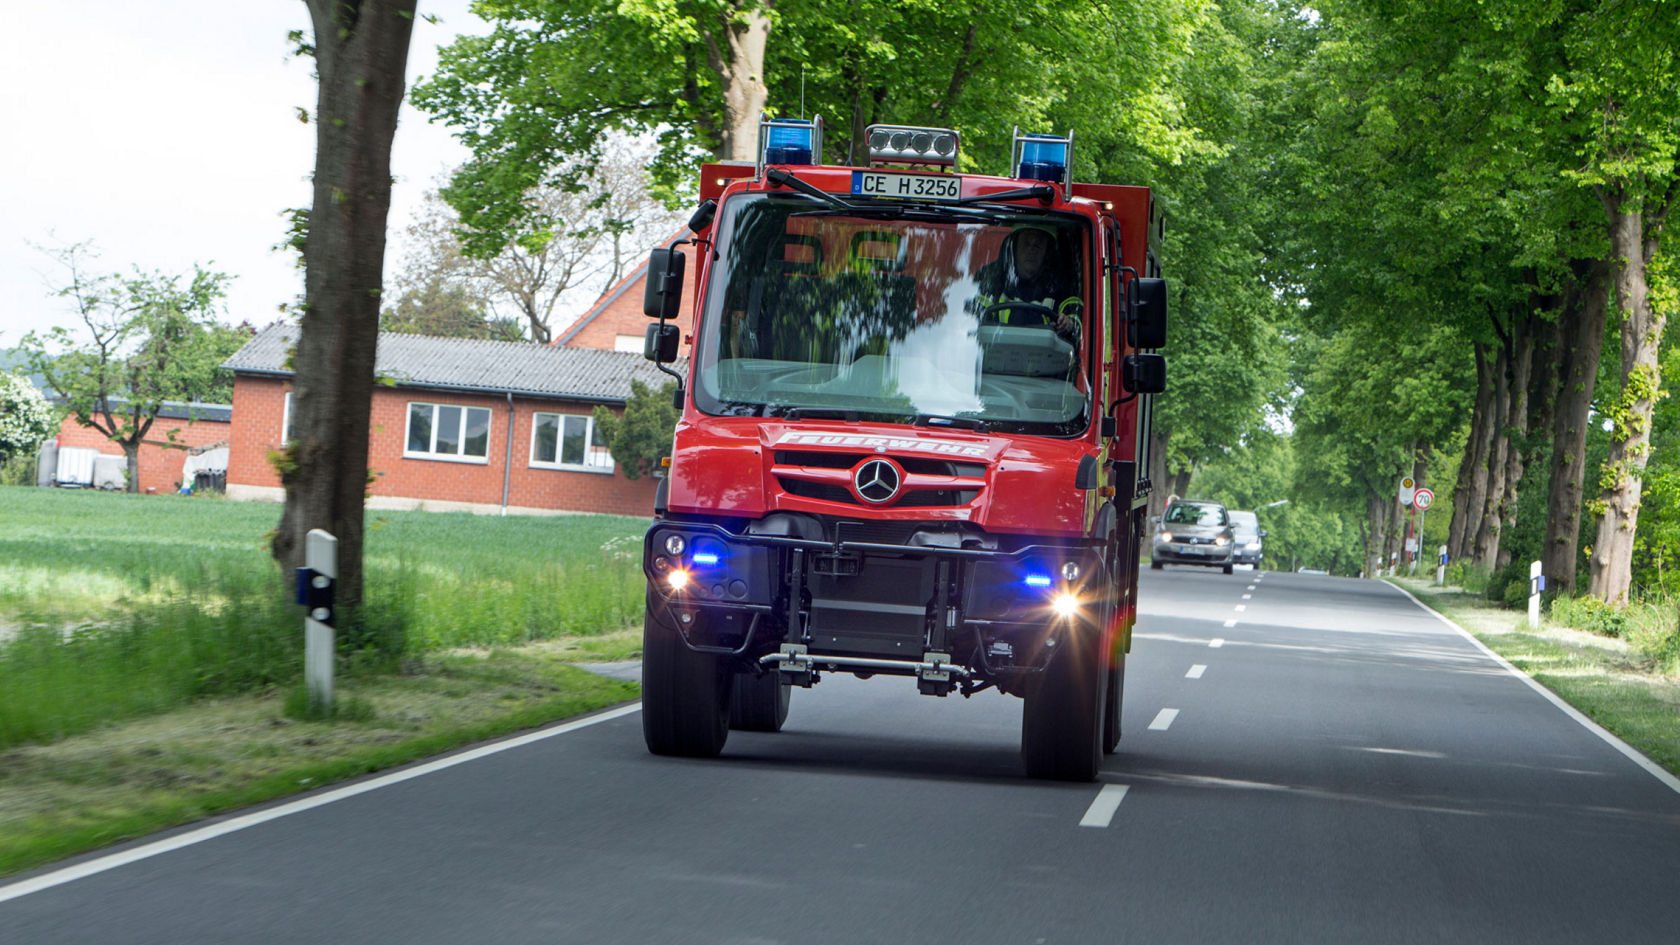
1061, 561, 1081, 582
1158, 531, 1174, 543
1052, 593, 1080, 618
867, 123, 960, 167
666, 569, 690, 591
1214, 535, 1229, 547
663, 534, 686, 556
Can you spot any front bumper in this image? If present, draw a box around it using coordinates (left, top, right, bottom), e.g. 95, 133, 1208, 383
1152, 542, 1233, 566
643, 517, 1112, 689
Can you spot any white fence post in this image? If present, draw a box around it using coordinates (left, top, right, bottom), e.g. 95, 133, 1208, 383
1528, 559, 1543, 629
302, 529, 338, 713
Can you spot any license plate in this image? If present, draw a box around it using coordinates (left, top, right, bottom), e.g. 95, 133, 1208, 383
851, 171, 961, 202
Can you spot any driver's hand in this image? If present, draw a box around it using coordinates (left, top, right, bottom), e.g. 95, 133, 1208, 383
1056, 300, 1083, 338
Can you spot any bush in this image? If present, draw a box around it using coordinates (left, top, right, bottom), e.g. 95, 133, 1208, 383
1445, 561, 1489, 594
1549, 594, 1630, 638
1486, 560, 1527, 608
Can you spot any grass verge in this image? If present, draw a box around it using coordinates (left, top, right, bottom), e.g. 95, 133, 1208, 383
1390, 576, 1680, 779
0, 645, 639, 880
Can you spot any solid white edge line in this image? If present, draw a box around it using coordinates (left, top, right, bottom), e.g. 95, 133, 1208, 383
1148, 708, 1179, 731
1385, 581, 1680, 796
1186, 664, 1207, 679
0, 703, 644, 904
1079, 783, 1130, 828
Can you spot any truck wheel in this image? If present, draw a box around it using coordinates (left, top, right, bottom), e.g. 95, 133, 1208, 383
1150, 560, 1163, 570
641, 605, 732, 757
1103, 658, 1125, 754
1021, 625, 1105, 781
729, 671, 791, 732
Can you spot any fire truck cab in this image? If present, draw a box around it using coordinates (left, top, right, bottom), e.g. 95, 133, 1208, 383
638, 116, 1167, 781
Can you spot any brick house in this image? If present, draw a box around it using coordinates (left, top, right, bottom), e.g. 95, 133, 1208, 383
222, 326, 680, 517
556, 236, 696, 352
51, 402, 232, 495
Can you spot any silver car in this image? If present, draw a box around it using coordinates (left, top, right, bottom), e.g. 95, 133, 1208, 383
1151, 500, 1236, 574
1229, 509, 1265, 567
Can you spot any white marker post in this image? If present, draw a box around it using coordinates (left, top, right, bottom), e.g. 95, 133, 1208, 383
302, 529, 338, 714
1437, 545, 1448, 586
1528, 559, 1544, 629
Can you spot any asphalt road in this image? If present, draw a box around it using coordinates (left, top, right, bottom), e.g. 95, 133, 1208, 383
5, 568, 1680, 944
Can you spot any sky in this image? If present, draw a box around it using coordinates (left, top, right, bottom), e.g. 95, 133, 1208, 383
0, 1, 485, 350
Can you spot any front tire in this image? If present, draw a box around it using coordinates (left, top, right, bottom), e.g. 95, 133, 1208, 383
729, 671, 791, 732
1222, 562, 1234, 574
1021, 623, 1105, 781
1102, 658, 1125, 754
641, 603, 732, 757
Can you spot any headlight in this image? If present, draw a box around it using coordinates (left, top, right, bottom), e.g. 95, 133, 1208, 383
1061, 561, 1081, 581
666, 569, 690, 590
1158, 531, 1174, 543
663, 534, 686, 556
1246, 542, 1262, 550
1052, 593, 1080, 618
1214, 535, 1229, 546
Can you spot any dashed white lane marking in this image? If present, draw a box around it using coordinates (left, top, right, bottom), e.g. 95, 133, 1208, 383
1079, 784, 1131, 828
1246, 585, 1257, 591
1210, 637, 1226, 647
1242, 593, 1252, 600
1234, 604, 1247, 612
1149, 708, 1180, 731
0, 704, 643, 904
1186, 664, 1207, 679
1222, 619, 1237, 628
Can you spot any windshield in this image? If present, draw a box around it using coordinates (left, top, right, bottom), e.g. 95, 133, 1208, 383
1165, 504, 1228, 527
1229, 511, 1258, 536
694, 193, 1090, 436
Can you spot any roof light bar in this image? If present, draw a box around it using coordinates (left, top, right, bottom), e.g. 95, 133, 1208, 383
757, 115, 824, 175
866, 124, 960, 168
1012, 127, 1074, 187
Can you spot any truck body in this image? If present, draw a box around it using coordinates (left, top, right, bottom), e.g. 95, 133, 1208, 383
638, 118, 1168, 780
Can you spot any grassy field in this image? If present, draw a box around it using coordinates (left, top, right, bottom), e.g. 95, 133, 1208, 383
0, 486, 650, 877
1390, 576, 1680, 779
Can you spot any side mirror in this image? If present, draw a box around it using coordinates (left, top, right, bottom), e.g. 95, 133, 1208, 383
1258, 529, 1269, 538
644, 322, 680, 363
1128, 277, 1168, 349
1122, 353, 1166, 394
642, 248, 686, 319
687, 199, 717, 233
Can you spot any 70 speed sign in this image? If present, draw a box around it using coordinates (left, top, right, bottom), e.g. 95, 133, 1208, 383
1413, 488, 1435, 510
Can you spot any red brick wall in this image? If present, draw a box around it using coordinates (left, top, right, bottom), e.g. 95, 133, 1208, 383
55, 411, 232, 495
228, 375, 659, 517
560, 242, 696, 351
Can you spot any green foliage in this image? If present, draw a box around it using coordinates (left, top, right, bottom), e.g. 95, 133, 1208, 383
0, 373, 56, 465
1550, 594, 1629, 639
592, 380, 679, 481
380, 278, 512, 339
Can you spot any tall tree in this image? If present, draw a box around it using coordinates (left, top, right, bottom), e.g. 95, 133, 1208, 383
22, 244, 243, 492
273, 0, 418, 619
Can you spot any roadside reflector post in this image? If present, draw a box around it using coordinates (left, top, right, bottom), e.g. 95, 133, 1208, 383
296, 529, 339, 714
1437, 545, 1448, 586
1528, 560, 1544, 629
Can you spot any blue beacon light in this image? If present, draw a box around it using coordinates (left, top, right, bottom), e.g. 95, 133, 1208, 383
1016, 134, 1069, 182
1024, 574, 1053, 587
764, 123, 815, 165
691, 552, 721, 566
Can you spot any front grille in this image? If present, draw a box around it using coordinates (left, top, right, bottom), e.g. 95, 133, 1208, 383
772, 449, 986, 509
774, 450, 985, 478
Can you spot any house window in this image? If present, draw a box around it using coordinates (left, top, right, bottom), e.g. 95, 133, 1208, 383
405, 402, 491, 462
614, 334, 643, 353
531, 412, 614, 472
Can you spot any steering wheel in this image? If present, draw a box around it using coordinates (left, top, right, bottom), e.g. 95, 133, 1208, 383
981, 300, 1056, 325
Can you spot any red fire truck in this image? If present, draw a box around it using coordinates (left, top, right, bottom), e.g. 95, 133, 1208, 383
637, 117, 1167, 781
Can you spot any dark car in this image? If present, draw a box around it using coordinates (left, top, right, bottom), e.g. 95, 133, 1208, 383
1151, 499, 1236, 574
1229, 509, 1265, 567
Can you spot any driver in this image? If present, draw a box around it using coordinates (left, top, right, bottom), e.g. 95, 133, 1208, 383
974, 223, 1082, 341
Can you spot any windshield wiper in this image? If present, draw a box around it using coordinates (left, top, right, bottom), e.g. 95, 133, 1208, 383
765, 168, 857, 211
954, 185, 1056, 208
777, 406, 861, 421
912, 414, 989, 432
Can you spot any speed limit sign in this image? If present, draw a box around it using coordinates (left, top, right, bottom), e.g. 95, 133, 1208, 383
1413, 488, 1435, 510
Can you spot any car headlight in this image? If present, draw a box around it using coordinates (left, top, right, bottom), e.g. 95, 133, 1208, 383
1246, 542, 1262, 550
1158, 531, 1174, 543
1214, 535, 1229, 546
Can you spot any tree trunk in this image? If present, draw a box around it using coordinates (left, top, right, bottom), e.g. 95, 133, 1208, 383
1588, 193, 1668, 603
274, 0, 417, 619
1448, 343, 1495, 563
701, 2, 773, 162
1473, 336, 1512, 570
1543, 259, 1611, 595
122, 440, 141, 494
1492, 314, 1536, 570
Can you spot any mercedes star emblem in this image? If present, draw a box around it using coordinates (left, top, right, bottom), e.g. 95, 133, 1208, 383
853, 458, 902, 504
